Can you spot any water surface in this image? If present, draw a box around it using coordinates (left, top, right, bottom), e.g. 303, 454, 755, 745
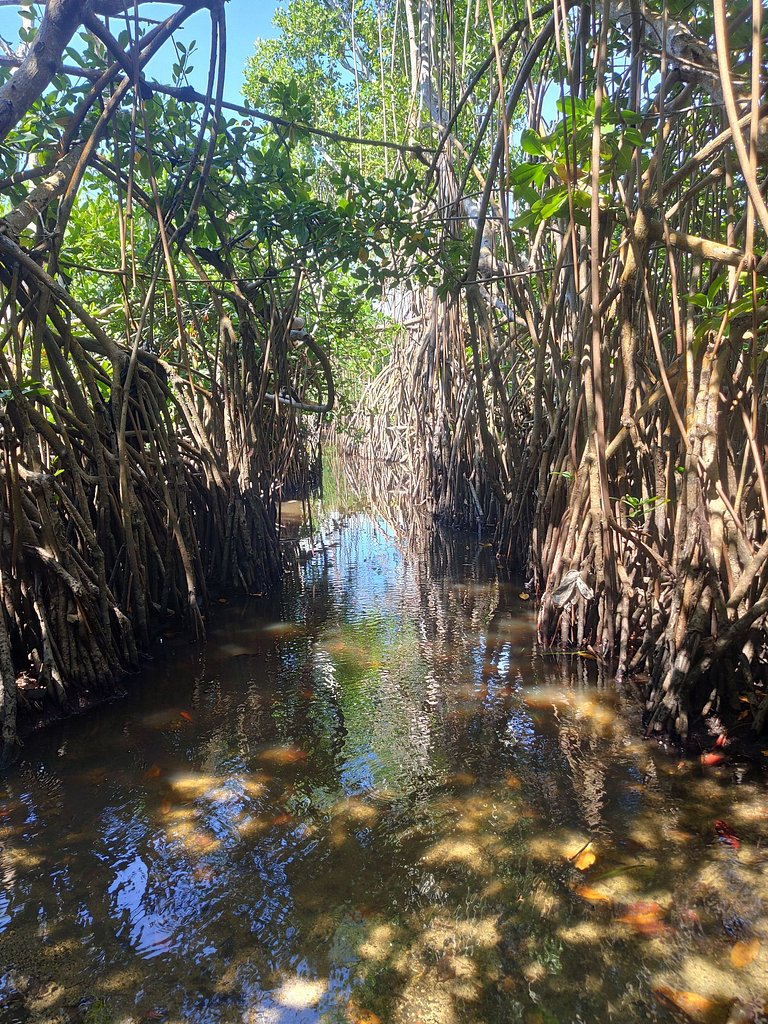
1, 512, 767, 1024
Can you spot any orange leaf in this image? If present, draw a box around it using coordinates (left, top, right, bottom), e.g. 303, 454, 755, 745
179, 710, 193, 722
618, 901, 669, 935
572, 842, 597, 871
347, 1006, 382, 1024
731, 938, 760, 968
700, 752, 725, 766
575, 885, 611, 904
652, 986, 722, 1022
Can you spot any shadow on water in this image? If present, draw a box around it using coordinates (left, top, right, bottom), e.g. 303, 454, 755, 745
1, 508, 767, 1024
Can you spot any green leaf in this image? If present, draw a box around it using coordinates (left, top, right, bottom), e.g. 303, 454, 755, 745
520, 128, 545, 157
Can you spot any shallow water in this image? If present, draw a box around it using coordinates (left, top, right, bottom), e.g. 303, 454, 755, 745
1, 511, 767, 1024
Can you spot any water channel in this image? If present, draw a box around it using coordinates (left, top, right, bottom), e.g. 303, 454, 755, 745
1, 495, 767, 1024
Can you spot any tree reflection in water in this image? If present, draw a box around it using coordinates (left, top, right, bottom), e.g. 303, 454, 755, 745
0, 481, 766, 1024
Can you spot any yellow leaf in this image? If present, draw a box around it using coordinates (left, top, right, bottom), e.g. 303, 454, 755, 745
731, 938, 760, 968
573, 842, 597, 871
518, 592, 530, 600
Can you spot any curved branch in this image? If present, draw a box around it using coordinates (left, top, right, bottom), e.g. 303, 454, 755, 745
264, 333, 335, 415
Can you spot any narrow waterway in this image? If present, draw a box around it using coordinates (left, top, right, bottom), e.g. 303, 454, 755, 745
1, 506, 766, 1024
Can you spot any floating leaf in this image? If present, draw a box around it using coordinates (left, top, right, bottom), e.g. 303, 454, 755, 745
179, 710, 193, 722
731, 938, 760, 968
518, 592, 531, 600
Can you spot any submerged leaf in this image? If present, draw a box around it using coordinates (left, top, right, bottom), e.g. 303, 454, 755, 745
730, 938, 760, 968
618, 901, 669, 935
573, 845, 597, 871
700, 752, 725, 766
652, 986, 728, 1023
714, 820, 741, 850
575, 884, 612, 903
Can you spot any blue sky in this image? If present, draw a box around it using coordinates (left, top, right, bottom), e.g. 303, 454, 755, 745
0, 1, 282, 101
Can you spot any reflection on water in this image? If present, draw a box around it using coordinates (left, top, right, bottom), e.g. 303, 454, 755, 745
1, 513, 767, 1024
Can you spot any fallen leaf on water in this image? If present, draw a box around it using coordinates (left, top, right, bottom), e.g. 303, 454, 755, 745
518, 592, 530, 601
179, 711, 193, 722
714, 820, 741, 850
575, 885, 612, 904
700, 752, 725, 766
731, 938, 760, 968
652, 986, 726, 1023
144, 764, 162, 779
618, 901, 669, 935
572, 842, 597, 871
